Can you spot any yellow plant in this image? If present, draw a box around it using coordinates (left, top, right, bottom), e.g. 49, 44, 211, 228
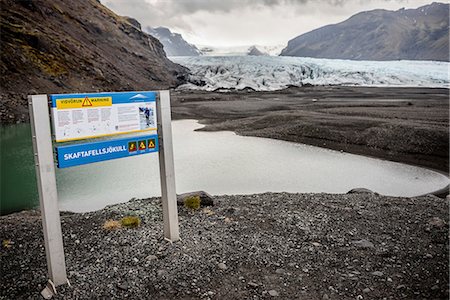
184, 196, 201, 210
2, 239, 13, 248
121, 216, 141, 228
103, 219, 121, 231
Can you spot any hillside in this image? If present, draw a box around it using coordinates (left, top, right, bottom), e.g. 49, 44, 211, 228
0, 0, 188, 123
146, 26, 202, 57
280, 2, 449, 61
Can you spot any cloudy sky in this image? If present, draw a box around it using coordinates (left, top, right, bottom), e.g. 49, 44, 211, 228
103, 0, 442, 47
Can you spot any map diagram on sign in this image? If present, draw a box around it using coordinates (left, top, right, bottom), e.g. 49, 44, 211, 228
50, 92, 157, 142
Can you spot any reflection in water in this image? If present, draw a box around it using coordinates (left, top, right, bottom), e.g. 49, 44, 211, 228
1, 120, 449, 215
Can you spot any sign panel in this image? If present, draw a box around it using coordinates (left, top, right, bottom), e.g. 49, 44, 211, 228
56, 134, 158, 168
50, 91, 157, 142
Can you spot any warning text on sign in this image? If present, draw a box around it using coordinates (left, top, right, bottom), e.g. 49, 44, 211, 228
50, 91, 157, 142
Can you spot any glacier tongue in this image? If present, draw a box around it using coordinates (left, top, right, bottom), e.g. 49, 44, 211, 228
171, 56, 449, 91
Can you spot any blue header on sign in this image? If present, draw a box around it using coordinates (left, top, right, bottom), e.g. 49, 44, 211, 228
56, 134, 158, 168
49, 91, 157, 107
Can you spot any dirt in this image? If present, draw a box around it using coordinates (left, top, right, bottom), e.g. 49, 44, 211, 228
0, 192, 448, 299
171, 86, 449, 174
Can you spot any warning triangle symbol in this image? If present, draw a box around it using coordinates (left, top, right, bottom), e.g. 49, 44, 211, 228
82, 96, 93, 107
148, 140, 155, 149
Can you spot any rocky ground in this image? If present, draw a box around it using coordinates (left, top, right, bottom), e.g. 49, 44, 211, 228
171, 86, 449, 174
1, 192, 448, 299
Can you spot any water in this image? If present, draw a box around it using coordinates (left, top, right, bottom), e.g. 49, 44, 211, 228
1, 120, 448, 214
0, 124, 38, 214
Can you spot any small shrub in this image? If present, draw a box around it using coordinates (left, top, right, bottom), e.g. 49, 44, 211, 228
184, 196, 201, 210
2, 239, 13, 248
121, 216, 141, 228
103, 219, 121, 231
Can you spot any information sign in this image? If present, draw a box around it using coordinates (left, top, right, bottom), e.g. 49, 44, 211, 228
50, 91, 157, 142
28, 90, 179, 298
56, 134, 158, 168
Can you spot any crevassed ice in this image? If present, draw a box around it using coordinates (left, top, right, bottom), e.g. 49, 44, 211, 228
170, 56, 450, 91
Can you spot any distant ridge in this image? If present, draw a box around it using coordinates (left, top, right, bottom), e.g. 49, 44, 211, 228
146, 27, 202, 56
247, 46, 268, 56
280, 2, 449, 61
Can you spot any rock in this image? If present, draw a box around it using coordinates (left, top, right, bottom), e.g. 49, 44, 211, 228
322, 293, 330, 300
177, 191, 214, 207
248, 281, 259, 288
351, 239, 375, 249
371, 271, 384, 277
218, 262, 227, 270
117, 282, 128, 291
157, 269, 167, 277
347, 188, 374, 194
427, 217, 446, 229
146, 255, 158, 261
275, 268, 285, 274
311, 242, 321, 247
268, 290, 279, 297
362, 288, 371, 294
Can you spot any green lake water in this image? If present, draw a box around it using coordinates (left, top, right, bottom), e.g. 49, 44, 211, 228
0, 124, 38, 215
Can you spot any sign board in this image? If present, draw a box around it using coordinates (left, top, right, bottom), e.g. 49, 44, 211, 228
50, 91, 157, 142
29, 90, 179, 298
56, 134, 158, 168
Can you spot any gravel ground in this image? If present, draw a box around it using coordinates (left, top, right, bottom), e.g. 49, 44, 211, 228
0, 192, 448, 299
171, 86, 449, 173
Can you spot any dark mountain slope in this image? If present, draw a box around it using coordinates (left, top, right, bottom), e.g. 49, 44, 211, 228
280, 2, 449, 61
146, 26, 202, 56
0, 0, 188, 123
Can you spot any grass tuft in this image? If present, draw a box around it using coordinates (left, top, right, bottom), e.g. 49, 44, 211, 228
184, 196, 201, 210
121, 216, 141, 228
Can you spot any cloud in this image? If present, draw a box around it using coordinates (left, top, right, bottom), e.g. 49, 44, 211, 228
104, 0, 437, 46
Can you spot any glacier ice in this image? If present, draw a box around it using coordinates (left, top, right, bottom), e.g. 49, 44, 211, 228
171, 56, 449, 91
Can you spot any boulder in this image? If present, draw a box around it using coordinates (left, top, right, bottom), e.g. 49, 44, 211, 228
177, 191, 214, 207
347, 188, 375, 194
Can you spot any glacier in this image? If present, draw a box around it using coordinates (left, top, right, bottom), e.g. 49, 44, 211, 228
170, 56, 449, 91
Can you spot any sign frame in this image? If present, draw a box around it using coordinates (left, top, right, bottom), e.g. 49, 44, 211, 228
28, 90, 179, 298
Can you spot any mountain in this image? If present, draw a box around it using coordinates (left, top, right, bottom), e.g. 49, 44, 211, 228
0, 0, 188, 123
198, 45, 285, 56
247, 46, 268, 56
280, 2, 449, 61
146, 27, 202, 57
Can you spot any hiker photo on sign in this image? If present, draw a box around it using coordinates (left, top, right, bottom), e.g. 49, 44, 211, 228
139, 105, 155, 129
